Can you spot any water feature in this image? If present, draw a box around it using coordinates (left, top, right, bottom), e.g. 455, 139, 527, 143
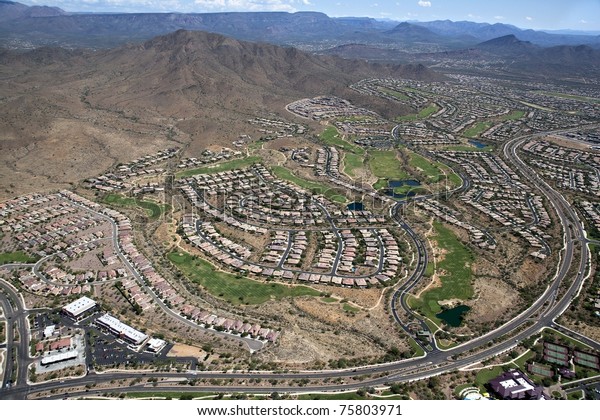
468, 139, 487, 149
346, 202, 364, 211
384, 179, 422, 199
388, 179, 421, 188
436, 305, 471, 327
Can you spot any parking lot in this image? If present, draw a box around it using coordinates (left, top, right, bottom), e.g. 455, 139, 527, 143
79, 314, 175, 369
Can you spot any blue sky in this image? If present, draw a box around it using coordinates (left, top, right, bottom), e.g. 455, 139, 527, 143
23, 0, 600, 31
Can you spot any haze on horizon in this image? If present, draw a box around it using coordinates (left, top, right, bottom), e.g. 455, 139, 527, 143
19, 0, 600, 32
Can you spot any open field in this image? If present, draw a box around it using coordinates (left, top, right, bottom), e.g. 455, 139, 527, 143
320, 126, 364, 154
368, 150, 409, 186
103, 194, 169, 220
0, 251, 39, 264
463, 122, 493, 138
500, 110, 526, 121
168, 251, 321, 305
343, 152, 365, 178
409, 152, 443, 183
517, 100, 554, 112
175, 156, 262, 179
271, 166, 347, 204
377, 87, 410, 101
536, 91, 600, 104
412, 221, 474, 320
396, 103, 439, 122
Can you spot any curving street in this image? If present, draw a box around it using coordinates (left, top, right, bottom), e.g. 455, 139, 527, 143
1, 128, 599, 399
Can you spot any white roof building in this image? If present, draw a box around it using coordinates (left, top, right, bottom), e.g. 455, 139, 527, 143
41, 350, 78, 366
63, 297, 97, 318
96, 313, 148, 345
43, 325, 56, 338
147, 338, 167, 353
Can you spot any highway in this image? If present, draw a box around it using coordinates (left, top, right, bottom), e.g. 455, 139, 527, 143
0, 279, 32, 392
1, 128, 599, 399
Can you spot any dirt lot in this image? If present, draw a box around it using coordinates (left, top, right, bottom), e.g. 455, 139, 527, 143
254, 297, 409, 368
167, 343, 207, 359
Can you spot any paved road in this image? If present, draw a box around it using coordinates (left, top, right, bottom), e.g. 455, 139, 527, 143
65, 198, 265, 353
0, 279, 32, 391
1, 128, 599, 399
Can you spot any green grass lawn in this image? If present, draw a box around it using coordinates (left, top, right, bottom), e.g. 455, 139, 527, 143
408, 337, 426, 357
396, 103, 439, 122
343, 152, 365, 178
320, 126, 364, 154
500, 110, 526, 121
447, 173, 463, 188
248, 141, 265, 151
517, 100, 554, 112
168, 251, 320, 305
510, 350, 535, 371
542, 327, 595, 350
342, 303, 360, 313
424, 261, 435, 277
175, 156, 262, 179
409, 152, 443, 182
321, 297, 338, 303
475, 366, 503, 388
368, 151, 409, 187
536, 91, 600, 104
377, 87, 410, 101
372, 179, 388, 190
442, 144, 494, 153
271, 166, 347, 204
0, 251, 39, 265
103, 194, 169, 220
463, 122, 493, 138
411, 221, 474, 320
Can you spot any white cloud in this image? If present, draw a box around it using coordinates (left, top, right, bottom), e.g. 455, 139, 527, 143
494, 15, 504, 20
580, 19, 587, 24
525, 16, 533, 21
417, 0, 431, 7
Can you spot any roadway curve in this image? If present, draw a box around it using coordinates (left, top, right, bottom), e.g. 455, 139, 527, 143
1, 129, 599, 399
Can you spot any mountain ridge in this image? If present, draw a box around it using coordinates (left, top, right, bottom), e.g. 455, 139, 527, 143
0, 29, 439, 197
1, 1, 599, 50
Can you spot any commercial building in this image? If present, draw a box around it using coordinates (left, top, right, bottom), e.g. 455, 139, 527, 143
96, 313, 148, 345
488, 369, 545, 400
62, 297, 97, 320
41, 350, 78, 366
147, 338, 167, 353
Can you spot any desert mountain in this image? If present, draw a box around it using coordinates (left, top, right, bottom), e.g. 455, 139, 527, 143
0, 0, 64, 22
0, 29, 440, 198
475, 34, 539, 55
2, 2, 599, 50
412, 20, 600, 47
